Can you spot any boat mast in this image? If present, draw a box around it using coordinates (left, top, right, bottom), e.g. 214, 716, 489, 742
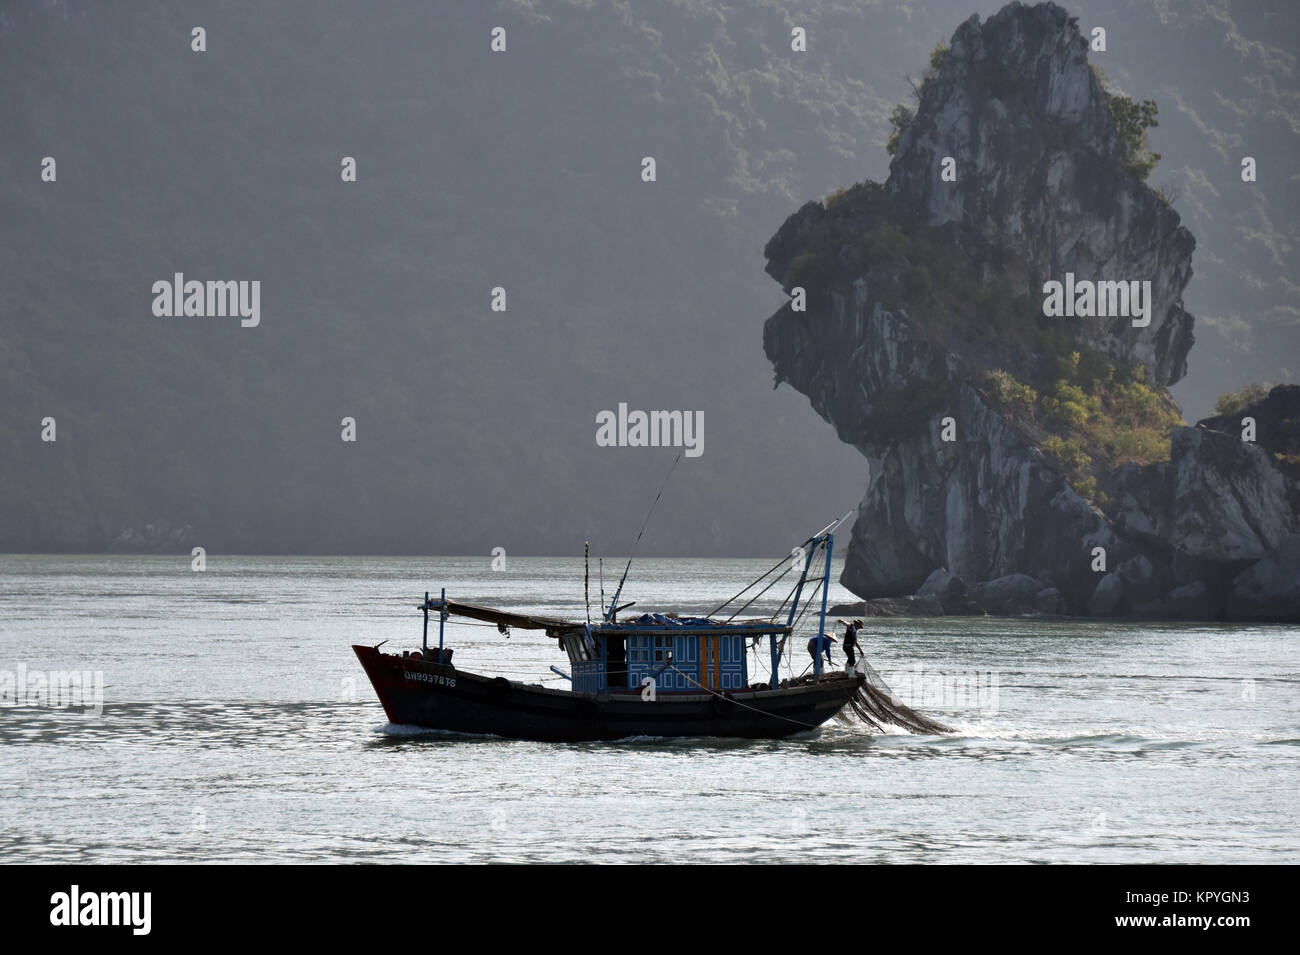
814, 533, 834, 679
774, 514, 847, 684
438, 586, 447, 660
777, 542, 817, 686
605, 453, 681, 621
421, 588, 448, 661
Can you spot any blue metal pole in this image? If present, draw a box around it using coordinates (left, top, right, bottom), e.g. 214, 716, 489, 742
438, 586, 446, 662
777, 539, 818, 688
815, 534, 834, 679
423, 590, 429, 653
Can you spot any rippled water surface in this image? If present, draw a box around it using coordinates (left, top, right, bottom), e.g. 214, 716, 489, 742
1, 555, 1296, 863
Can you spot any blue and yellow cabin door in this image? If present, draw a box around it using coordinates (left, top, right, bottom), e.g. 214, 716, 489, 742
698, 635, 722, 691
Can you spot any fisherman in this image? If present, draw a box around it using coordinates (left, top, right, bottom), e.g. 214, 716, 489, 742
806, 632, 834, 670
842, 619, 861, 670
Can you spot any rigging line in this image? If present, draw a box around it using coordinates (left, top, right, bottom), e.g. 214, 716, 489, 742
663, 664, 821, 730
607, 452, 681, 620
721, 561, 796, 623
789, 547, 829, 641
786, 595, 832, 676
790, 563, 828, 634
792, 585, 825, 633
789, 538, 827, 616
707, 520, 842, 618
768, 533, 831, 623
705, 550, 798, 618
769, 580, 798, 623
747, 542, 825, 682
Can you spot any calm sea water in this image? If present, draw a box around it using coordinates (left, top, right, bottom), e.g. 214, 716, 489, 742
1, 555, 1296, 864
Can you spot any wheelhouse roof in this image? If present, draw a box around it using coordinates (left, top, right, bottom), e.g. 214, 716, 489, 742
422, 598, 789, 636
595, 621, 789, 635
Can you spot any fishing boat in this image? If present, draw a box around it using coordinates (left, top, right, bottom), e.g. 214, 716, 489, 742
353, 513, 950, 742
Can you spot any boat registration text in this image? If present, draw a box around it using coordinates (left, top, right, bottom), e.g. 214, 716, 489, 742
403, 670, 457, 688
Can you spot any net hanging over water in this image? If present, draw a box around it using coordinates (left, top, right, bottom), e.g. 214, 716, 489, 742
836, 657, 954, 735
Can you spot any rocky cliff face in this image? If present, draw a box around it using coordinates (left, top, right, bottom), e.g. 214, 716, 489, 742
763, 2, 1299, 621
887, 4, 1195, 388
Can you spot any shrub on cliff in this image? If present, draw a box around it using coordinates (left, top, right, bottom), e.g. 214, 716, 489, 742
1111, 377, 1167, 428
928, 42, 950, 73
984, 369, 1037, 416
1103, 427, 1172, 466
1043, 435, 1090, 471
886, 43, 949, 157
1044, 380, 1101, 430
1092, 66, 1161, 181
885, 104, 913, 157
1108, 92, 1161, 181
1213, 383, 1271, 416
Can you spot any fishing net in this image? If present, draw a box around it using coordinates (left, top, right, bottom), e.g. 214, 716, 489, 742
835, 657, 954, 735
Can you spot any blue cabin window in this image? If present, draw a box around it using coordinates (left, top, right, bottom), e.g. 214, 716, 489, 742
624, 632, 748, 692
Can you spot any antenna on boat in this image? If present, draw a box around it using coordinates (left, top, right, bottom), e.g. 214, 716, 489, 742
584, 539, 591, 625
606, 453, 682, 621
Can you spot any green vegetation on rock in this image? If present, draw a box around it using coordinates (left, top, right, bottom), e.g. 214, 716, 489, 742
1092, 66, 1162, 181
778, 174, 1184, 507
983, 370, 1038, 415
884, 105, 912, 158
1213, 383, 1271, 416
886, 43, 949, 157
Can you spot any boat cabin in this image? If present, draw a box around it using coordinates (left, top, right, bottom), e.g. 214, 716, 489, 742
565, 614, 786, 694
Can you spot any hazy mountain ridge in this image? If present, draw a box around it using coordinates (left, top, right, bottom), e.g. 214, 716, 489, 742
1, 0, 1296, 558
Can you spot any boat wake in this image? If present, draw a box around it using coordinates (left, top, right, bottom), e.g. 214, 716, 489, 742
372, 722, 497, 740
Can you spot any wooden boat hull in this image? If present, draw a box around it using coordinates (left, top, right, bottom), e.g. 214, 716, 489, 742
353, 644, 863, 742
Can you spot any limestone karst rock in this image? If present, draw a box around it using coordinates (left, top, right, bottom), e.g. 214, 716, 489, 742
762, 2, 1297, 620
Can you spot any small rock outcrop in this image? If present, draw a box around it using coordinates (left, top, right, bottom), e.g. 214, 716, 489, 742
1228, 535, 1300, 621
